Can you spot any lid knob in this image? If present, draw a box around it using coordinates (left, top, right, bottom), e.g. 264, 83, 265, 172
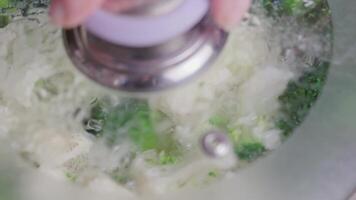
84, 0, 209, 47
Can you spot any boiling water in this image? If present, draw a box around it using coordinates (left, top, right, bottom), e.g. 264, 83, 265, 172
0, 0, 332, 198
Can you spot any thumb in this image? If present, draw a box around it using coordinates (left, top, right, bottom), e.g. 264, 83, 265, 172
49, 0, 105, 28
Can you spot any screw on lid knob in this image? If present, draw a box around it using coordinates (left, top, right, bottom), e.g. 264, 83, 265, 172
63, 0, 228, 92
201, 131, 233, 158
84, 0, 209, 47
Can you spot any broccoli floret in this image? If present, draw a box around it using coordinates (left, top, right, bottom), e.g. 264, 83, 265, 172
90, 98, 109, 120
84, 98, 109, 135
0, 0, 10, 8
86, 99, 159, 150
209, 115, 229, 130
0, 0, 51, 17
260, 0, 328, 18
33, 78, 59, 101
260, 0, 305, 16
229, 130, 267, 161
300, 0, 331, 24
277, 61, 330, 137
208, 171, 219, 178
260, 0, 333, 138
280, 0, 305, 15
209, 115, 267, 161
126, 102, 159, 151
0, 15, 9, 28
112, 174, 130, 184
158, 151, 179, 165
84, 98, 181, 163
235, 142, 266, 162
65, 172, 78, 183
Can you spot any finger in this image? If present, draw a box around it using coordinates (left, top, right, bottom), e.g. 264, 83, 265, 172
49, 0, 105, 28
211, 0, 252, 30
102, 0, 139, 12
102, 0, 157, 12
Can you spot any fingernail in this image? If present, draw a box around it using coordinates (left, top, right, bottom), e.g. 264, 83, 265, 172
49, 0, 66, 25
212, 0, 252, 31
102, 0, 147, 12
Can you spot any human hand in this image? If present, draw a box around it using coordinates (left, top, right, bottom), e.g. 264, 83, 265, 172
49, 0, 251, 30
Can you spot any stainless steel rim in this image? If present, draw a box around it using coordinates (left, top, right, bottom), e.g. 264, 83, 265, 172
63, 16, 228, 92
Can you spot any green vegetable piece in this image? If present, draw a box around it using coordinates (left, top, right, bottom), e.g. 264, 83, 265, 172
209, 115, 229, 129
0, 15, 9, 28
261, 0, 326, 17
85, 99, 160, 151
102, 99, 159, 150
277, 61, 329, 137
85, 98, 182, 163
128, 102, 158, 151
235, 142, 266, 162
260, 0, 274, 14
302, 0, 331, 25
281, 0, 304, 15
158, 151, 178, 165
90, 99, 109, 120
33, 78, 59, 101
229, 131, 266, 161
112, 174, 130, 184
65, 172, 77, 183
208, 171, 218, 178
34, 79, 58, 94
84, 99, 109, 135
34, 72, 74, 101
0, 0, 10, 8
